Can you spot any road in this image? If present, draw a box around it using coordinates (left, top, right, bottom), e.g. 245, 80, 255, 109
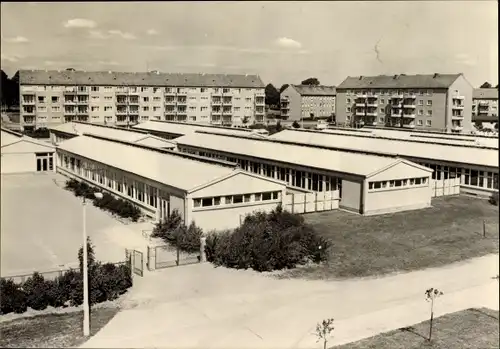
83, 253, 499, 348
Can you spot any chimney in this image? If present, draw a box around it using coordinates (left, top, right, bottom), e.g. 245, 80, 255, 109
433, 73, 439, 78
359, 76, 363, 80
393, 75, 398, 79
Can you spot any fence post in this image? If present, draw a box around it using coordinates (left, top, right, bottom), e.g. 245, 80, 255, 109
483, 220, 486, 238
200, 236, 207, 263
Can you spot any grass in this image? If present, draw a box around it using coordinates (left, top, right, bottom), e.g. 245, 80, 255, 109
333, 308, 499, 349
280, 195, 499, 280
0, 307, 119, 348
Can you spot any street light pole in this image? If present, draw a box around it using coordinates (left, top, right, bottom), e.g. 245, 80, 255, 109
82, 196, 90, 337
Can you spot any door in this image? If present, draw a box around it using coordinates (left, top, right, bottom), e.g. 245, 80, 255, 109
36, 158, 42, 172
42, 158, 48, 171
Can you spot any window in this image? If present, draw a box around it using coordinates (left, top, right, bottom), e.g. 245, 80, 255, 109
254, 193, 262, 201
418, 100, 423, 106
426, 90, 432, 96
52, 106, 60, 112
51, 96, 59, 103
380, 108, 384, 113
214, 197, 221, 206
272, 192, 279, 200
193, 199, 201, 208
38, 96, 45, 103
427, 100, 432, 106
143, 106, 149, 111
346, 98, 351, 104
104, 106, 112, 111
346, 107, 351, 112
426, 120, 432, 126
201, 88, 207, 93
244, 194, 251, 203
91, 86, 99, 92
415, 178, 422, 185
394, 180, 402, 187
201, 198, 213, 207
418, 109, 423, 115
427, 110, 432, 116
91, 106, 99, 112
141, 87, 149, 92
262, 192, 272, 201
417, 119, 423, 126
225, 196, 232, 204
233, 195, 243, 204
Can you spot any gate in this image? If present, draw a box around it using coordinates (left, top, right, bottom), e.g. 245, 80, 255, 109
148, 244, 201, 270
132, 250, 144, 277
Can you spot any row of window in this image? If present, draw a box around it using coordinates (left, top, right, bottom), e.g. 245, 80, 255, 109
193, 191, 280, 208
347, 106, 434, 117
344, 89, 435, 96
368, 177, 428, 191
181, 148, 341, 192
21, 85, 263, 94
61, 155, 160, 208
418, 164, 499, 190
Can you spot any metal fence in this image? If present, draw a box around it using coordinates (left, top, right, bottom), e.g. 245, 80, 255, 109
147, 244, 201, 271
1, 261, 128, 284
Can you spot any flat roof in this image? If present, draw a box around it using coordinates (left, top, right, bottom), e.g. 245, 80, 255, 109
270, 129, 498, 168
175, 132, 409, 177
330, 128, 498, 148
57, 135, 236, 191
49, 122, 153, 143
133, 120, 265, 138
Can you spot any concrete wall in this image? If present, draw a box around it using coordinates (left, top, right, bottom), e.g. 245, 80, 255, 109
335, 90, 349, 125
169, 194, 186, 222
339, 179, 362, 212
364, 184, 432, 215
189, 201, 280, 232
280, 86, 302, 121
1, 153, 35, 173
300, 95, 335, 120
447, 75, 474, 133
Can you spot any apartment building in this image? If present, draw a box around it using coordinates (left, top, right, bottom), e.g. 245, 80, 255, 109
18, 70, 266, 131
336, 73, 473, 133
472, 88, 498, 122
280, 85, 336, 121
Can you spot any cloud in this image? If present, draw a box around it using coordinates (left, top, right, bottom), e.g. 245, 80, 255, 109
63, 18, 97, 29
146, 29, 159, 35
108, 30, 136, 40
455, 53, 477, 67
3, 36, 29, 43
275, 37, 302, 49
1, 53, 20, 62
89, 30, 136, 40
97, 60, 120, 66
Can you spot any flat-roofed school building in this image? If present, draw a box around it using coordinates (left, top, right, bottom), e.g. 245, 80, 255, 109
56, 134, 287, 231
175, 131, 434, 216
1, 128, 56, 174
270, 129, 499, 197
132, 120, 269, 140
48, 121, 176, 149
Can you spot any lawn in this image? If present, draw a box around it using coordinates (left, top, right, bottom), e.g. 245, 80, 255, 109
333, 307, 499, 349
0, 173, 129, 277
0, 307, 119, 348
279, 195, 499, 279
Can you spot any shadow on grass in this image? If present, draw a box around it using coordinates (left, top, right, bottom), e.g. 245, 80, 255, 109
468, 308, 500, 321
399, 325, 428, 341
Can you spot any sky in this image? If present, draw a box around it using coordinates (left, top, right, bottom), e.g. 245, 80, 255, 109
0, 1, 498, 88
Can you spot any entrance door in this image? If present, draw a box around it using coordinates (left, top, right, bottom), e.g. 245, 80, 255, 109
42, 158, 48, 171
36, 158, 42, 172
338, 180, 343, 198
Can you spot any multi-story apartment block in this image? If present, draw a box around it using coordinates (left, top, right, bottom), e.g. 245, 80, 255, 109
18, 70, 266, 131
336, 73, 473, 133
280, 85, 336, 121
472, 88, 498, 122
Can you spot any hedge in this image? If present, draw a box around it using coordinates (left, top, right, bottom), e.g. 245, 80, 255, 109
0, 238, 132, 315
152, 210, 202, 254
489, 192, 499, 206
204, 205, 329, 272
65, 179, 141, 222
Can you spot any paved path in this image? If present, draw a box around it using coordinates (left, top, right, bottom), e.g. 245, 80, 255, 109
83, 254, 499, 348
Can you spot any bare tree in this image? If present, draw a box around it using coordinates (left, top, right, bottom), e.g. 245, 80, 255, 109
425, 288, 444, 341
315, 318, 335, 349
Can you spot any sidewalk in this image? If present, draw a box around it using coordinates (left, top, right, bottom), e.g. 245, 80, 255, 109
83, 254, 499, 348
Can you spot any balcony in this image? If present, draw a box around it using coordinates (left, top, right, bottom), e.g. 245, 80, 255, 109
76, 109, 89, 115
177, 114, 188, 121
76, 89, 89, 95
211, 100, 222, 105
451, 125, 463, 131
451, 114, 464, 120
64, 99, 76, 105
128, 99, 140, 105
478, 101, 489, 106
392, 94, 404, 99
176, 100, 187, 106
402, 113, 416, 118
116, 110, 128, 116
255, 98, 265, 105
403, 104, 416, 109
77, 115, 89, 122
63, 90, 77, 96
76, 99, 89, 105
164, 91, 176, 97
355, 103, 366, 107
116, 100, 128, 106
22, 99, 36, 105
22, 109, 35, 115
452, 95, 465, 100
23, 116, 36, 124
128, 90, 140, 96
391, 103, 402, 108
366, 102, 378, 107
405, 93, 417, 99
176, 90, 187, 96
164, 100, 176, 106
403, 124, 415, 129
365, 111, 377, 117
356, 93, 367, 98
355, 111, 365, 116
222, 99, 233, 105
281, 105, 290, 110
116, 91, 128, 97
391, 112, 402, 117
452, 104, 464, 110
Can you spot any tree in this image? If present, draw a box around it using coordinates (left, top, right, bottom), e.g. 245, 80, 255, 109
301, 77, 320, 86
279, 84, 289, 93
0, 70, 19, 108
315, 318, 335, 349
265, 84, 280, 107
480, 82, 492, 88
292, 120, 300, 128
425, 288, 444, 342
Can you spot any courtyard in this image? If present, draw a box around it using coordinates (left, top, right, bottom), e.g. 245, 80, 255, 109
0, 173, 152, 277
279, 195, 499, 280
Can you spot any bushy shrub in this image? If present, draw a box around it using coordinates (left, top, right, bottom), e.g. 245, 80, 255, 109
65, 179, 141, 221
152, 210, 202, 253
205, 206, 329, 272
489, 192, 499, 206
0, 238, 133, 314
0, 279, 27, 314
